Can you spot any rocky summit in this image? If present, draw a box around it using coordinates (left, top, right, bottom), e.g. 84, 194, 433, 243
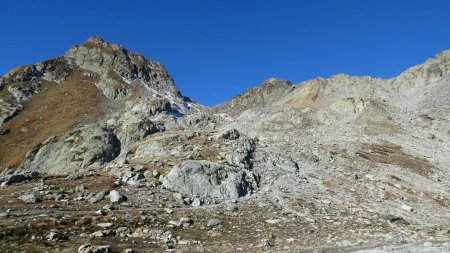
0, 37, 449, 253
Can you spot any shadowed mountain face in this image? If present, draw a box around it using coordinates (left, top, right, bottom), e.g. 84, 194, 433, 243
0, 37, 449, 252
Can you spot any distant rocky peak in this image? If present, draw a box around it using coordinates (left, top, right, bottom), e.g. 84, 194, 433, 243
64, 36, 187, 110
435, 48, 450, 63
79, 35, 125, 55
215, 78, 293, 114
423, 49, 450, 77
260, 78, 292, 93
84, 35, 109, 46
64, 36, 142, 77
391, 48, 450, 88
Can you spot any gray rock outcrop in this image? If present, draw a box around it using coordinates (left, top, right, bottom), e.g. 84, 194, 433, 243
0, 57, 71, 86
109, 190, 124, 203
213, 128, 240, 140
7, 82, 41, 102
18, 192, 40, 204
125, 97, 172, 117
134, 141, 167, 159
0, 99, 21, 125
0, 172, 38, 186
116, 114, 161, 147
19, 125, 121, 174
331, 97, 370, 115
160, 160, 255, 199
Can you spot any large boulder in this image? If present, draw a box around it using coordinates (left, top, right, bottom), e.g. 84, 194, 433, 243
0, 172, 38, 186
134, 141, 167, 159
213, 128, 240, 141
160, 160, 255, 199
254, 152, 299, 174
126, 98, 172, 116
116, 113, 162, 147
19, 125, 121, 174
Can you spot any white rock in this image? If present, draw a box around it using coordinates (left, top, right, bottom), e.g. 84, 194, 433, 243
97, 222, 113, 228
19, 192, 40, 204
168, 220, 181, 227
173, 192, 183, 200
109, 190, 124, 203
191, 198, 202, 207
207, 219, 222, 227
91, 231, 105, 237
265, 219, 281, 224
401, 204, 413, 212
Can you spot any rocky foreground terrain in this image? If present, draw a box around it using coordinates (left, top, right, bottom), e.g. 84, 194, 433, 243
0, 36, 449, 253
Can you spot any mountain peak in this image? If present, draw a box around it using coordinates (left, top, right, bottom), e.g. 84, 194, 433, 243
260, 78, 292, 90
84, 35, 107, 45
65, 37, 185, 105
78, 35, 123, 52
215, 78, 293, 114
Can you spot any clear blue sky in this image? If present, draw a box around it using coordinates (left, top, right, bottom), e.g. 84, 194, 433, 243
2, 1, 450, 106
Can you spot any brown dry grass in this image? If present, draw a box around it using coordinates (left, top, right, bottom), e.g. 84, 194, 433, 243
342, 187, 360, 196
423, 191, 449, 208
322, 179, 333, 187
48, 172, 116, 192
198, 146, 221, 162
383, 191, 395, 200
357, 142, 436, 179
307, 172, 319, 178
0, 71, 103, 169
363, 120, 404, 136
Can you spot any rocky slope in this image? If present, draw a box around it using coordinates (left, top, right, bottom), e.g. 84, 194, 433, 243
0, 37, 449, 253
0, 36, 201, 171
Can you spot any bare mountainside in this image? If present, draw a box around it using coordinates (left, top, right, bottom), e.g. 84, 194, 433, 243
0, 37, 449, 253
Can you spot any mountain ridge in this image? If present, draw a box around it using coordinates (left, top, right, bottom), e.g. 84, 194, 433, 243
0, 36, 449, 252
1, 36, 449, 170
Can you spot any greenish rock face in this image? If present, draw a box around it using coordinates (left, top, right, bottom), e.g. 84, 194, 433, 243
331, 97, 369, 115
160, 160, 254, 199
21, 125, 121, 174
117, 114, 161, 147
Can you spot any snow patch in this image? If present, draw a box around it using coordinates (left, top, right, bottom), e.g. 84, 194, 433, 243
115, 70, 134, 85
